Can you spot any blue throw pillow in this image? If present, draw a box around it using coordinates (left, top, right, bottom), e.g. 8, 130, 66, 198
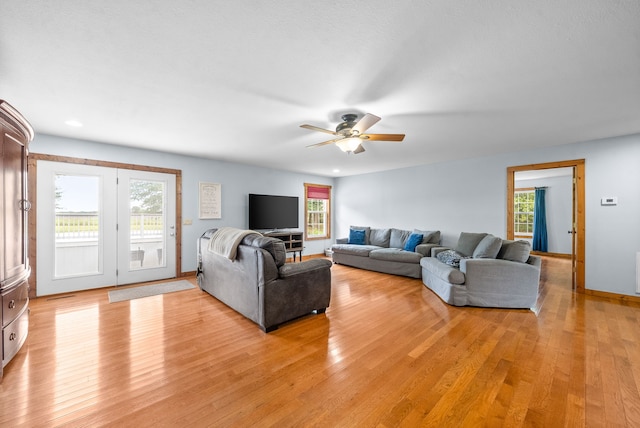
348, 229, 366, 245
403, 233, 423, 252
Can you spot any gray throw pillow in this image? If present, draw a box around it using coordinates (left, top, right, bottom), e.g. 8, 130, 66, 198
497, 240, 532, 263
369, 228, 391, 247
455, 232, 488, 257
413, 229, 441, 244
389, 228, 411, 249
472, 234, 502, 259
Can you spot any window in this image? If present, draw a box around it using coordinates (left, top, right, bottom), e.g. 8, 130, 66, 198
304, 183, 331, 240
514, 188, 535, 237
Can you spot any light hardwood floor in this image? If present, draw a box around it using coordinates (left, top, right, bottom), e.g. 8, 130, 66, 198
2, 257, 640, 427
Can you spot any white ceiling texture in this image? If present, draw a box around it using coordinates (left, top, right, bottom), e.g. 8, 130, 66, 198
2, 1, 639, 177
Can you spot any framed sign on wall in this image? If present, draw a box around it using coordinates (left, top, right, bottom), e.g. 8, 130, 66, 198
199, 182, 221, 219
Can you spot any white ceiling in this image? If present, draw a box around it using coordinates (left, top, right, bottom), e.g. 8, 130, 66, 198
2, 1, 639, 177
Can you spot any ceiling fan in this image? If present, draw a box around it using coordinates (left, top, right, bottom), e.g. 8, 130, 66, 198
300, 113, 405, 154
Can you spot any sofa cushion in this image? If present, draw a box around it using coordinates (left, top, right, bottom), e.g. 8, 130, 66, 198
414, 229, 441, 244
369, 248, 423, 263
420, 257, 466, 285
348, 228, 366, 245
369, 228, 391, 247
331, 244, 380, 257
472, 234, 502, 259
415, 243, 437, 257
278, 258, 333, 278
241, 234, 287, 267
436, 249, 470, 268
455, 232, 488, 257
404, 233, 423, 252
389, 228, 411, 249
497, 240, 532, 263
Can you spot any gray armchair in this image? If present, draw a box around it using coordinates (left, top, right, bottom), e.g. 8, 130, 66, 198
420, 232, 541, 308
197, 229, 332, 332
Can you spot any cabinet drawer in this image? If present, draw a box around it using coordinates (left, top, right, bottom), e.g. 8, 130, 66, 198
2, 306, 28, 367
2, 281, 29, 327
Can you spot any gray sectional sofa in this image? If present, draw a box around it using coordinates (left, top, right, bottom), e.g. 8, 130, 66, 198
420, 232, 541, 308
331, 226, 441, 278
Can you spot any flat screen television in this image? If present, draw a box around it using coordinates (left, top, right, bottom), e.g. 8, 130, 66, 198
248, 193, 299, 231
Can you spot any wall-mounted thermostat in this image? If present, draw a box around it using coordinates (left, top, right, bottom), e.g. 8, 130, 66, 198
601, 197, 618, 206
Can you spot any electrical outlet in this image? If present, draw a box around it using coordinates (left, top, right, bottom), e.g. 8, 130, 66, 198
183, 219, 192, 225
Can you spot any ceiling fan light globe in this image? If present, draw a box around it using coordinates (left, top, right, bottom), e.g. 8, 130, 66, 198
336, 137, 361, 153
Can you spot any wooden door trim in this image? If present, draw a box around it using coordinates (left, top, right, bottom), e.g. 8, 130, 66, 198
27, 153, 182, 297
507, 159, 585, 293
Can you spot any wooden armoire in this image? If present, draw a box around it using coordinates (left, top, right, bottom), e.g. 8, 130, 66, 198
0, 100, 33, 381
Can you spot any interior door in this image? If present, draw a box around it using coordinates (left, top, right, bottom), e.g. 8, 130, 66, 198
570, 168, 577, 290
116, 169, 176, 285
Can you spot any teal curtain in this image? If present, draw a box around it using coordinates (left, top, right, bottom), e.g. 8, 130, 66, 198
532, 187, 548, 251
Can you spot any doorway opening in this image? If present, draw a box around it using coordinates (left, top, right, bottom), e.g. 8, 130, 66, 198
507, 159, 585, 292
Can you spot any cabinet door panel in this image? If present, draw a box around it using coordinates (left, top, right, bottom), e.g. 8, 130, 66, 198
2, 131, 28, 281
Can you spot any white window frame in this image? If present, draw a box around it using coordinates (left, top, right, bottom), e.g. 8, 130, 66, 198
514, 188, 535, 237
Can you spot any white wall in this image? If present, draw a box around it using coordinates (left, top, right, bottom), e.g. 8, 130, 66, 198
515, 175, 573, 254
335, 133, 640, 296
30, 134, 335, 272
32, 132, 640, 296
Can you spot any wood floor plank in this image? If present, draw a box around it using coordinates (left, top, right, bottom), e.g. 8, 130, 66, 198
2, 257, 640, 426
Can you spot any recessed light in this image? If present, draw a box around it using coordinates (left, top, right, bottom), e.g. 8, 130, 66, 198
332, 169, 340, 173
64, 119, 83, 127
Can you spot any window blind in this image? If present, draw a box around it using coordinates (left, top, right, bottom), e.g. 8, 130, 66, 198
306, 185, 330, 199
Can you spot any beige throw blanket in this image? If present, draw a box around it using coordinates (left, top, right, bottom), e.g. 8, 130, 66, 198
208, 227, 260, 260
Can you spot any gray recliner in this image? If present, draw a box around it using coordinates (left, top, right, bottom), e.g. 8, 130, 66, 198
197, 229, 332, 332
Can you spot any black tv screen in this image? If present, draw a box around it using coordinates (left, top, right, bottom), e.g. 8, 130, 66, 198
248, 194, 299, 231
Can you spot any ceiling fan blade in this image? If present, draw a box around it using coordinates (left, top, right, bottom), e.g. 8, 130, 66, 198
300, 124, 338, 135
306, 137, 345, 148
353, 144, 366, 154
360, 133, 405, 142
352, 113, 381, 134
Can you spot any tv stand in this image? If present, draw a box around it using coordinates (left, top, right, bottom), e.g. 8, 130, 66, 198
264, 231, 303, 262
